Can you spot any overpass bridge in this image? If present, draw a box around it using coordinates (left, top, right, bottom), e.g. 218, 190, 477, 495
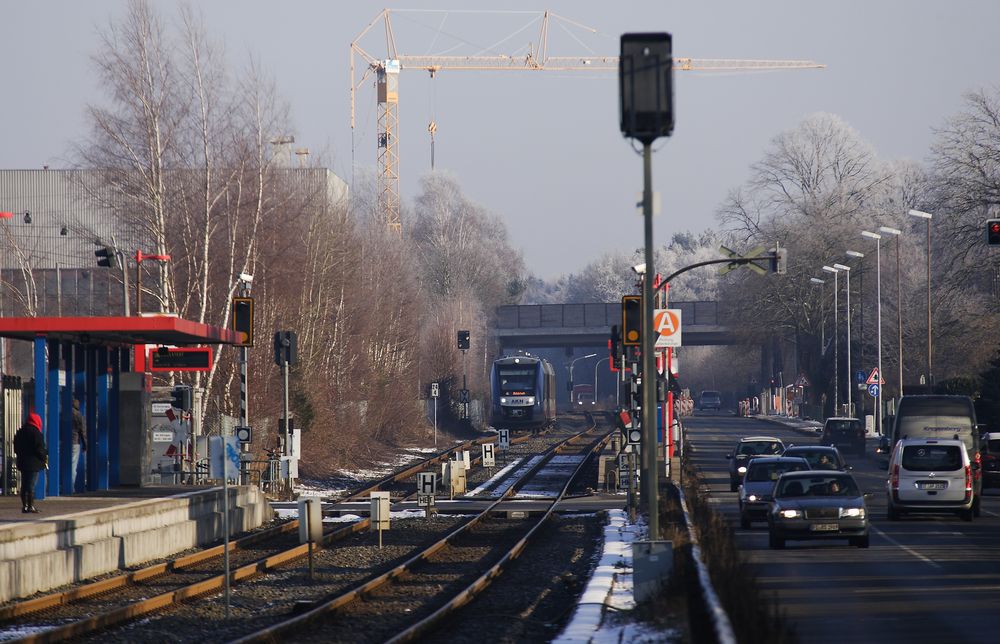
494, 302, 736, 350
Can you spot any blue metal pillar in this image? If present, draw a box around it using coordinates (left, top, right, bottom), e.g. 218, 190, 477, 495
61, 342, 75, 494
109, 347, 121, 487
46, 339, 60, 496
75, 344, 87, 492
33, 336, 47, 501
96, 347, 109, 490
85, 347, 98, 491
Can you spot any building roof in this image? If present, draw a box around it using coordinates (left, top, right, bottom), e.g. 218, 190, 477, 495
0, 315, 242, 346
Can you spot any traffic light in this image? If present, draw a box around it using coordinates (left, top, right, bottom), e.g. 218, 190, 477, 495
170, 385, 192, 412
609, 325, 621, 365
273, 331, 297, 365
621, 295, 642, 346
95, 246, 114, 268
457, 330, 470, 350
988, 219, 1000, 245
771, 247, 787, 274
231, 297, 254, 347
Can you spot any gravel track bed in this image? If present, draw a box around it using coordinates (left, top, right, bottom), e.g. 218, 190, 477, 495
420, 513, 605, 644
283, 517, 541, 643
69, 515, 468, 643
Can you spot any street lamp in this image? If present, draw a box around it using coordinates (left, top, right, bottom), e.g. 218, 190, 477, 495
861, 230, 883, 437
832, 263, 852, 417
595, 356, 610, 406
810, 277, 826, 378
846, 250, 865, 415
879, 226, 903, 397
569, 353, 598, 400
908, 209, 933, 387
822, 265, 840, 413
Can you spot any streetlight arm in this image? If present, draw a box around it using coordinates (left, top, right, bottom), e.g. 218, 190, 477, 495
654, 255, 778, 294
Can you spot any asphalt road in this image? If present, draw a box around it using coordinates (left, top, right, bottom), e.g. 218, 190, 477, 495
684, 411, 1000, 644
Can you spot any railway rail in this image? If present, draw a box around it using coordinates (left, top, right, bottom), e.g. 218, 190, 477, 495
1, 414, 609, 643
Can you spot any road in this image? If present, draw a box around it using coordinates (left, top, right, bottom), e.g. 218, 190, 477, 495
684, 411, 1000, 644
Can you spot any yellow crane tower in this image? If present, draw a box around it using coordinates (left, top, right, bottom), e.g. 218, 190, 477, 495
350, 9, 824, 233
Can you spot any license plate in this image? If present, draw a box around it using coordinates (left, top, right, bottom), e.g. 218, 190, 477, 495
810, 523, 839, 532
918, 482, 946, 490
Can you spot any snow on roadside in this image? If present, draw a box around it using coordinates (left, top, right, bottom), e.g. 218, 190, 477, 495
554, 509, 678, 644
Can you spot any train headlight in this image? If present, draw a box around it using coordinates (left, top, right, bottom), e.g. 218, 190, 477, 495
527, 396, 536, 405
500, 397, 507, 404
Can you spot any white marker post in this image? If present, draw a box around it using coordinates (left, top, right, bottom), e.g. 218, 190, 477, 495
417, 471, 437, 518
482, 442, 496, 477
370, 491, 390, 549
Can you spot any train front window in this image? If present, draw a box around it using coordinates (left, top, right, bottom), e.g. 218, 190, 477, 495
498, 367, 537, 393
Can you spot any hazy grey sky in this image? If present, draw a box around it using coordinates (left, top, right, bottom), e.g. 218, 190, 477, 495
3, 1, 999, 279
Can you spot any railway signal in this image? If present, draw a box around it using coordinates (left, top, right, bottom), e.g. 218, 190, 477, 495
621, 295, 642, 346
988, 219, 1000, 245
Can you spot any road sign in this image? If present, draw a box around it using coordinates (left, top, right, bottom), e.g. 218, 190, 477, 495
626, 420, 642, 445
235, 426, 252, 443
795, 373, 811, 387
459, 388, 470, 403
498, 428, 510, 450
430, 382, 439, 398
865, 367, 886, 385
417, 471, 436, 496
718, 245, 768, 276
653, 308, 682, 348
481, 442, 496, 468
855, 370, 866, 384
417, 494, 435, 508
868, 383, 880, 398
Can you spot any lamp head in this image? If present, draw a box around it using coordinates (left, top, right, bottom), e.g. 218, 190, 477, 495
879, 226, 902, 236
821, 265, 838, 274
908, 209, 933, 220
846, 250, 864, 258
832, 263, 850, 271
861, 230, 881, 240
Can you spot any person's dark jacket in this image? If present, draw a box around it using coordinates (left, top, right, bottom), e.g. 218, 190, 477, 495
72, 401, 87, 449
14, 412, 47, 472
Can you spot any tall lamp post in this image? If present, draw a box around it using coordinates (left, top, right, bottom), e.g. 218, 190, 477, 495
822, 266, 840, 413
620, 32, 674, 540
879, 226, 903, 397
569, 353, 598, 400
908, 209, 933, 387
832, 263, 852, 417
846, 251, 865, 418
810, 277, 826, 413
861, 231, 883, 436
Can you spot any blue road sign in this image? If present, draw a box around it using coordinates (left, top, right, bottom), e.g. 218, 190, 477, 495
855, 370, 866, 384
867, 383, 880, 398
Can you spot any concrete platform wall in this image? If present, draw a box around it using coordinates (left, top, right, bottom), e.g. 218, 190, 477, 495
0, 486, 270, 602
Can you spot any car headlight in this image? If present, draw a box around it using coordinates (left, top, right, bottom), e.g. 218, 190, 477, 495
748, 494, 758, 503
779, 509, 803, 519
500, 397, 507, 404
839, 507, 866, 518
737, 466, 747, 474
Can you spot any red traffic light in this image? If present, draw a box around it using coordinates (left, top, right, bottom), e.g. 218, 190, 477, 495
988, 219, 1000, 246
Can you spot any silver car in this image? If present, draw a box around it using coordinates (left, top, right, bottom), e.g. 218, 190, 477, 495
767, 471, 870, 549
738, 456, 810, 528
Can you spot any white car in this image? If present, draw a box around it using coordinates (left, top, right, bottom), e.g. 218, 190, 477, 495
887, 437, 975, 521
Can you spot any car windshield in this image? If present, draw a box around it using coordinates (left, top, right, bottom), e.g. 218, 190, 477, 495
747, 461, 807, 482
737, 441, 783, 456
787, 450, 840, 470
901, 444, 963, 471
776, 475, 858, 498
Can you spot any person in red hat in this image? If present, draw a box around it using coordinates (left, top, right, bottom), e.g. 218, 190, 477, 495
14, 412, 47, 513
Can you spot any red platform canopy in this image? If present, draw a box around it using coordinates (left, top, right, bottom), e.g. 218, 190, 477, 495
0, 316, 242, 346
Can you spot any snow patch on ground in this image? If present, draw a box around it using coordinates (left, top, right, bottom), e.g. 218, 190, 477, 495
554, 509, 679, 643
466, 458, 523, 496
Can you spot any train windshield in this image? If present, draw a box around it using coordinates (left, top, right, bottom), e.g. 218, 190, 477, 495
497, 366, 537, 393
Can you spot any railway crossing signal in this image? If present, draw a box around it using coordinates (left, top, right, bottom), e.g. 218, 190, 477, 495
457, 330, 470, 350
170, 385, 192, 412
988, 219, 1000, 245
622, 295, 642, 346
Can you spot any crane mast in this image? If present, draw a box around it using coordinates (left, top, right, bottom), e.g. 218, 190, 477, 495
350, 9, 824, 232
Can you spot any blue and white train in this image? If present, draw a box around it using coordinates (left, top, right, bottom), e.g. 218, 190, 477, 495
490, 355, 557, 430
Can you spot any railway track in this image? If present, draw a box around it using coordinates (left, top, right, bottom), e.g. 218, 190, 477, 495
0, 415, 607, 643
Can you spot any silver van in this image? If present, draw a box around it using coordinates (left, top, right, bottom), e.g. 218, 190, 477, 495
887, 438, 974, 521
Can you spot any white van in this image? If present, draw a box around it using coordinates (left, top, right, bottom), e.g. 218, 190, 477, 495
886, 438, 975, 521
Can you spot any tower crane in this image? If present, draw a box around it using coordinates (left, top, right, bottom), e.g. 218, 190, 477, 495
350, 9, 824, 233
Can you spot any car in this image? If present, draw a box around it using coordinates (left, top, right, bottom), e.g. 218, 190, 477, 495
738, 456, 810, 528
820, 417, 866, 457
767, 470, 870, 549
982, 432, 1000, 488
726, 436, 785, 492
782, 445, 851, 471
699, 390, 722, 411
887, 437, 976, 521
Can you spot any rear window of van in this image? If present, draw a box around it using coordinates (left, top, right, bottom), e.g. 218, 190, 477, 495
901, 445, 963, 471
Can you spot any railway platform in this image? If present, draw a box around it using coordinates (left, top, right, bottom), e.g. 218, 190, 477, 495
0, 485, 270, 603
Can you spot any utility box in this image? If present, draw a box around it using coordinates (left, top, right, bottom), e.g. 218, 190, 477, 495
370, 491, 391, 531
448, 460, 467, 496
119, 372, 151, 486
298, 497, 323, 543
633, 540, 673, 603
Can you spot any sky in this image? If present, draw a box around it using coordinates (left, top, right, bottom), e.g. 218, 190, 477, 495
3, 1, 999, 280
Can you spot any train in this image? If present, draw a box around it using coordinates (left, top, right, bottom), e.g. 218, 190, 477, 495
490, 355, 557, 431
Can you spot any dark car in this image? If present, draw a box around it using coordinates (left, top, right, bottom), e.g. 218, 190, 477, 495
821, 417, 866, 457
782, 445, 851, 471
699, 390, 722, 411
982, 432, 1000, 488
738, 456, 810, 528
767, 471, 870, 549
726, 436, 785, 492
